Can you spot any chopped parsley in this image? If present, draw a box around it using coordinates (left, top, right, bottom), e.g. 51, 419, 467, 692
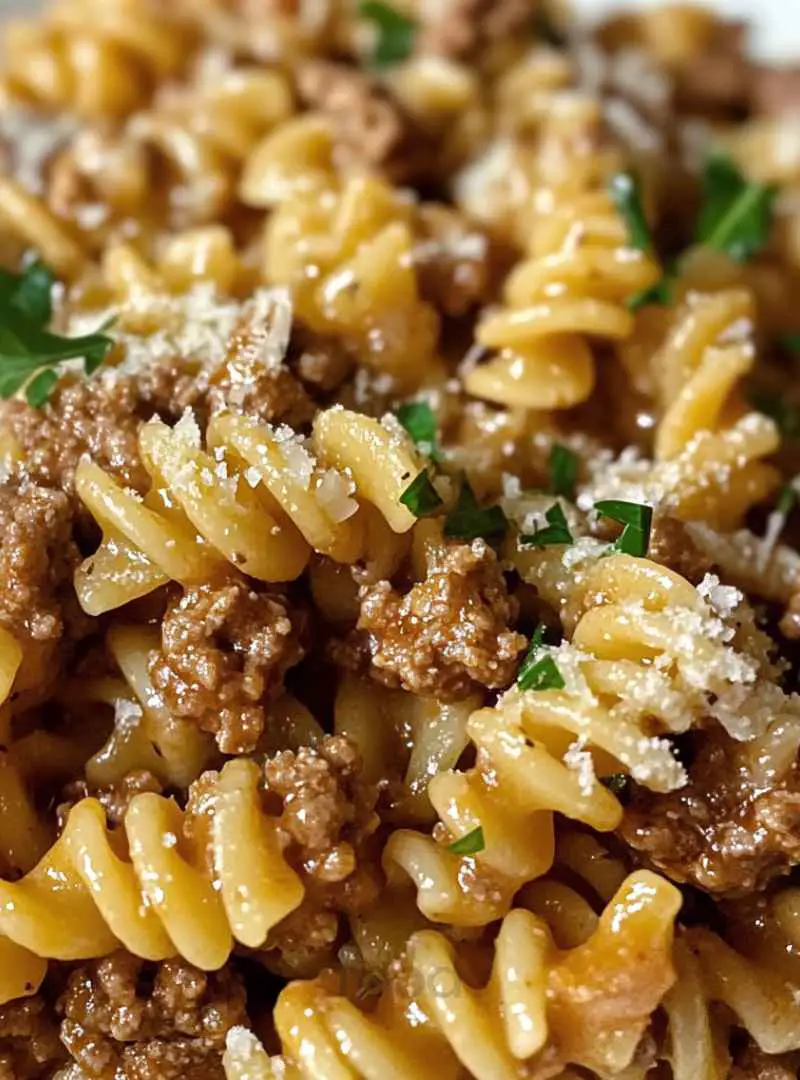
517, 623, 565, 692
548, 443, 578, 500
609, 172, 653, 252
601, 773, 631, 801
595, 499, 653, 557
520, 502, 573, 548
779, 332, 800, 354
396, 401, 442, 462
777, 483, 798, 517
749, 390, 800, 439
444, 475, 508, 543
399, 470, 443, 516
695, 153, 776, 262
0, 260, 113, 408
358, 0, 415, 67
627, 275, 674, 312
448, 825, 485, 856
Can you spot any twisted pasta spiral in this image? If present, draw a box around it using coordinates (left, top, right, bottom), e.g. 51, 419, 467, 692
465, 190, 661, 410
0, 0, 193, 120
386, 551, 778, 924
50, 64, 293, 238
262, 173, 442, 389
223, 869, 680, 1080
0, 757, 304, 974
75, 407, 422, 614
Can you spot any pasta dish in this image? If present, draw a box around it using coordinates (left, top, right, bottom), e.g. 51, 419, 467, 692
0, 0, 800, 1077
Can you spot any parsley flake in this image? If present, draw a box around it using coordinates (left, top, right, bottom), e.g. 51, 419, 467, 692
609, 172, 653, 252
520, 502, 573, 548
396, 401, 442, 462
399, 470, 443, 517
601, 773, 631, 801
517, 623, 565, 692
695, 153, 776, 262
548, 443, 578, 499
0, 260, 114, 408
359, 0, 415, 67
777, 484, 798, 517
444, 475, 508, 543
595, 499, 653, 557
779, 332, 800, 354
449, 826, 485, 856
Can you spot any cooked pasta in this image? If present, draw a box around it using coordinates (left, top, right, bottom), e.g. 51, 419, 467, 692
2, 0, 800, 1076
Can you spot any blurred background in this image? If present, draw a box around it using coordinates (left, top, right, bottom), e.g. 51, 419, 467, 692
0, 0, 796, 61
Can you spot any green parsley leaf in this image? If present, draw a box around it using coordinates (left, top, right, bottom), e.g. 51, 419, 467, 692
517, 623, 565, 692
359, 0, 415, 67
777, 483, 798, 517
449, 825, 485, 856
0, 261, 113, 407
601, 773, 630, 801
609, 172, 653, 252
520, 502, 573, 548
399, 470, 443, 517
24, 368, 60, 408
0, 260, 55, 324
778, 332, 800, 354
444, 475, 508, 543
627, 275, 674, 312
595, 499, 653, 557
749, 390, 800, 438
695, 153, 776, 262
396, 401, 442, 462
548, 443, 578, 499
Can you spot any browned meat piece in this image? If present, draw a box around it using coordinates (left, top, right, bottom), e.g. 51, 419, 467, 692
750, 66, 800, 117
263, 735, 381, 973
148, 579, 307, 753
334, 539, 525, 701
0, 376, 148, 498
0, 994, 65, 1080
187, 736, 380, 975
58, 770, 163, 830
0, 480, 89, 656
413, 205, 496, 318
295, 60, 434, 183
621, 729, 800, 896
59, 952, 247, 1080
416, 0, 539, 60
648, 514, 713, 584
730, 1042, 800, 1080
674, 21, 750, 118
288, 326, 355, 395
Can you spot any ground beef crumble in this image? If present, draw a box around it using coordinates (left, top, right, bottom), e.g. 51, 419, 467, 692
148, 579, 307, 754
295, 60, 434, 183
0, 994, 65, 1080
0, 479, 89, 653
58, 953, 247, 1080
621, 728, 800, 896
333, 538, 525, 701
58, 770, 163, 830
186, 736, 380, 975
0, 376, 148, 499
648, 513, 714, 585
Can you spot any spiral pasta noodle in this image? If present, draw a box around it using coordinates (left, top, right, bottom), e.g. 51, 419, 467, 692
464, 190, 662, 410
223, 869, 680, 1080
262, 173, 442, 389
74, 406, 422, 614
0, 0, 194, 120
0, 757, 304, 977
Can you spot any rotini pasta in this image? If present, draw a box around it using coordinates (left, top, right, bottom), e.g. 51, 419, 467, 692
0, 1, 800, 1076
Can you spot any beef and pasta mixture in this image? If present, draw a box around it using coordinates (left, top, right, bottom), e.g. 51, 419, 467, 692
2, 0, 800, 1077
